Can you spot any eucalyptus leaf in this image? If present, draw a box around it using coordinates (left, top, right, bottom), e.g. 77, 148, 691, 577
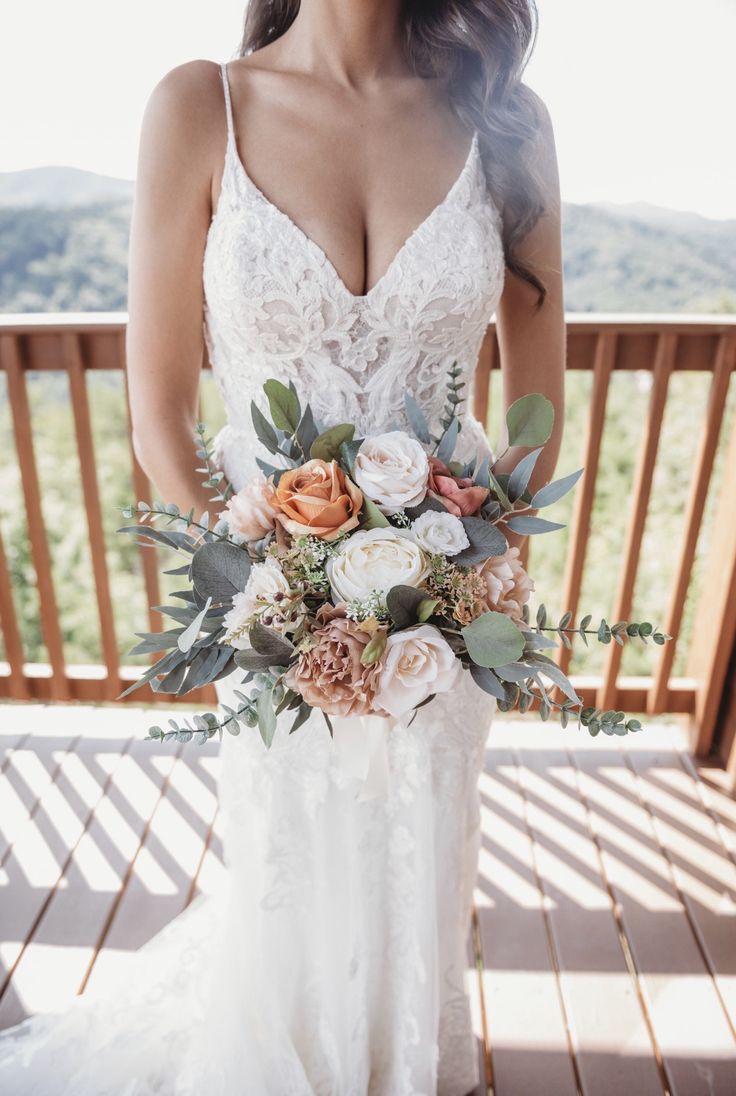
360, 495, 391, 529
469, 663, 510, 701
338, 438, 363, 476
493, 661, 534, 683
453, 517, 508, 566
531, 467, 584, 509
191, 541, 252, 601
263, 378, 300, 433
386, 585, 427, 629
310, 423, 355, 462
525, 654, 581, 705
473, 455, 490, 488
249, 620, 296, 661
177, 596, 212, 653
505, 393, 554, 447
435, 417, 459, 465
250, 400, 280, 454
257, 686, 277, 748
295, 403, 319, 457
506, 515, 565, 536
404, 391, 432, 445
289, 703, 313, 735
507, 447, 544, 502
461, 611, 526, 669
405, 496, 448, 519
234, 647, 279, 672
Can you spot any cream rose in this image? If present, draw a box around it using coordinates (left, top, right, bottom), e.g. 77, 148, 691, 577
223, 557, 295, 648
326, 527, 430, 604
373, 624, 462, 717
353, 431, 429, 515
409, 509, 470, 556
219, 469, 279, 542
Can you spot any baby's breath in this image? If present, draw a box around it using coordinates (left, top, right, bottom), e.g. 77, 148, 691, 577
390, 510, 412, 528
345, 591, 391, 623
278, 534, 342, 597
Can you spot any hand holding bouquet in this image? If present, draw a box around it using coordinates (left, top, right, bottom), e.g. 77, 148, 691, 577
118, 368, 671, 747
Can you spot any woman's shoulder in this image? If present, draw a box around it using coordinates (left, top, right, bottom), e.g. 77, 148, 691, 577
143, 59, 225, 125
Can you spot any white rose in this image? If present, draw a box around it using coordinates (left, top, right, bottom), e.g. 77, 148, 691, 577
373, 624, 462, 717
326, 527, 430, 604
218, 469, 278, 543
409, 509, 470, 556
223, 556, 292, 648
353, 431, 429, 515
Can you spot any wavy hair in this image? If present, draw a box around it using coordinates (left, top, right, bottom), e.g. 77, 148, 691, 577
239, 0, 548, 307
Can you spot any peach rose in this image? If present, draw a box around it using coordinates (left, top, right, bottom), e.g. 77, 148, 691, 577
427, 455, 489, 518
219, 469, 279, 542
273, 459, 363, 541
285, 603, 388, 718
474, 546, 534, 624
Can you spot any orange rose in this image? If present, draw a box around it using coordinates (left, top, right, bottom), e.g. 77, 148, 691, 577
273, 459, 364, 541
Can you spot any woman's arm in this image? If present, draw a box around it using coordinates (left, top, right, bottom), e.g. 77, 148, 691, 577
493, 93, 566, 548
126, 60, 224, 521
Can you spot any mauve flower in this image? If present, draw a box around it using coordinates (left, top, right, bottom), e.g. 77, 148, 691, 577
285, 603, 388, 718
219, 469, 279, 542
273, 459, 363, 541
427, 455, 489, 517
474, 546, 534, 624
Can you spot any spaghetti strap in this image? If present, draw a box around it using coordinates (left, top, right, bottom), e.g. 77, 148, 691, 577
219, 61, 235, 144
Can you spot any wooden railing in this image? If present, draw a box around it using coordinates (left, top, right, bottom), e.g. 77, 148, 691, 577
1, 313, 735, 766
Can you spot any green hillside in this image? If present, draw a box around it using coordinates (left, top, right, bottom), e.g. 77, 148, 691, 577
0, 165, 734, 313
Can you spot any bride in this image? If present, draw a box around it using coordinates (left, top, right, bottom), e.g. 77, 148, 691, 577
0, 1, 564, 1092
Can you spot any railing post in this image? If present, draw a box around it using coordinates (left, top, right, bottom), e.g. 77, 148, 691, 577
687, 402, 736, 756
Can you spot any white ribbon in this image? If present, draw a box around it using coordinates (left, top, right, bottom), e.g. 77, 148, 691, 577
330, 711, 408, 801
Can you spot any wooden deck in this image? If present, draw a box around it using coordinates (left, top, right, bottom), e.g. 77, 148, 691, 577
1, 702, 735, 1094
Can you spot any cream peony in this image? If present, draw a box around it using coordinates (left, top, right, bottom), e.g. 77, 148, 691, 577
353, 431, 429, 515
219, 469, 279, 542
373, 624, 462, 717
326, 527, 430, 604
474, 546, 535, 624
409, 509, 470, 556
223, 557, 295, 648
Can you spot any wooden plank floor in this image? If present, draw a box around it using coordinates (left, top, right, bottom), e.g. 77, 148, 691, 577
1, 703, 735, 1094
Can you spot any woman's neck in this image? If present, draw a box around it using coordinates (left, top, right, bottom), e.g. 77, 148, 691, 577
273, 0, 410, 88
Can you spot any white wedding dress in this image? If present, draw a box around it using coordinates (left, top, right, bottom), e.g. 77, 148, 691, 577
0, 61, 505, 1095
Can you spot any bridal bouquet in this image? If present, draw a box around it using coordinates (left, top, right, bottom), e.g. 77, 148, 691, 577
118, 368, 671, 747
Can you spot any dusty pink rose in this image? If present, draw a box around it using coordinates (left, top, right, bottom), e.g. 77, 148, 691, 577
474, 546, 534, 623
427, 455, 489, 517
285, 604, 389, 718
220, 470, 279, 542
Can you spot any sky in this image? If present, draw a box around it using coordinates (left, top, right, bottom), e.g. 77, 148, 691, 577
1, 0, 734, 219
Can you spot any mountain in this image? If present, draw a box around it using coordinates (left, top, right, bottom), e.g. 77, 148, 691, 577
0, 166, 134, 208
561, 202, 736, 313
0, 166, 734, 314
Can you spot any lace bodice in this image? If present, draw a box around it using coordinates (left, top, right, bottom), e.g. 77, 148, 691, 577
203, 62, 506, 490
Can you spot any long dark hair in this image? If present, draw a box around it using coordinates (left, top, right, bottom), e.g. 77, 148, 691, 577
240, 0, 548, 308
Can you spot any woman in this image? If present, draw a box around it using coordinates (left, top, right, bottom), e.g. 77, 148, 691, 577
0, 1, 564, 1092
